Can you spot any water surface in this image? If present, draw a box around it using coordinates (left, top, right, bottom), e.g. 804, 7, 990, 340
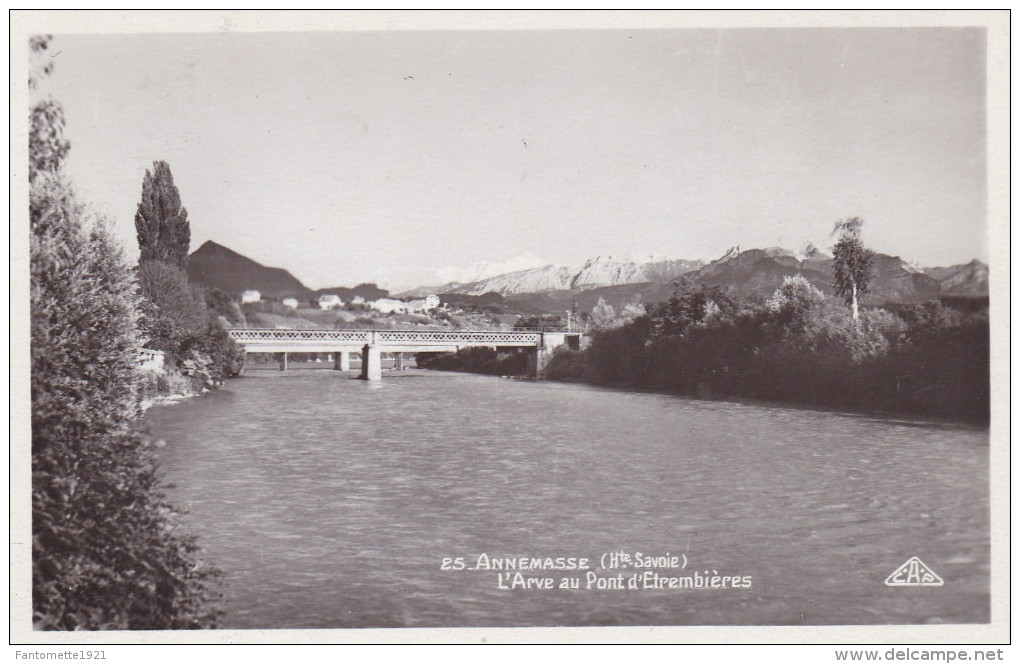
147, 368, 989, 628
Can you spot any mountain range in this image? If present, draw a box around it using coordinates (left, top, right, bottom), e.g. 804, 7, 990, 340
400, 255, 707, 298
185, 240, 987, 315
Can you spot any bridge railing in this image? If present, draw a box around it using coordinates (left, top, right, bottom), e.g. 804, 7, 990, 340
510, 327, 578, 333
227, 329, 371, 343
226, 328, 550, 345
374, 330, 541, 344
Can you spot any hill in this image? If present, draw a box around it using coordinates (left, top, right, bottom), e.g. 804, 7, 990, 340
685, 246, 940, 304
312, 283, 391, 301
925, 259, 989, 296
187, 241, 311, 299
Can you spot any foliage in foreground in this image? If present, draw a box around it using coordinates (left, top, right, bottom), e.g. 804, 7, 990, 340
31, 171, 222, 629
30, 71, 220, 629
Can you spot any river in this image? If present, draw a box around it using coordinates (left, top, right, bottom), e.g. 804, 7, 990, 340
146, 367, 989, 629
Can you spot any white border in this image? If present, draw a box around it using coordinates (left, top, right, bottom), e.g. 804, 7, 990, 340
8, 10, 1010, 645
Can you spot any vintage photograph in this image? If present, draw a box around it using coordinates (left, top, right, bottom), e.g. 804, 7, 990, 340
13, 11, 1007, 644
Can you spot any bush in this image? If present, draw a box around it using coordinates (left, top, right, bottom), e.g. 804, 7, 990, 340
416, 347, 532, 376
241, 299, 300, 318
31, 171, 221, 629
137, 260, 242, 385
204, 288, 245, 326
543, 348, 588, 381
575, 278, 988, 422
138, 370, 198, 402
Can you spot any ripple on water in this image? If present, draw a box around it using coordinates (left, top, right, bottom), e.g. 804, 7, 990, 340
147, 370, 990, 629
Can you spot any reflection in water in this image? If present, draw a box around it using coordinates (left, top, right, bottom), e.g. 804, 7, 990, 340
147, 368, 989, 628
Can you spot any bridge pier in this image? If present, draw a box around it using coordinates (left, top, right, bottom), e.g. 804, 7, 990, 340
526, 346, 555, 378
334, 351, 351, 372
526, 348, 538, 378
394, 352, 404, 371
360, 344, 381, 381
279, 352, 288, 372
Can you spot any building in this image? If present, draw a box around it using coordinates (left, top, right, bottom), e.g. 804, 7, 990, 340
282, 297, 299, 309
318, 294, 344, 310
241, 290, 261, 304
368, 298, 408, 314
404, 296, 439, 314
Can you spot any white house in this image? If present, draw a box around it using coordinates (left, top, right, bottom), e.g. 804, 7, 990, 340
241, 290, 261, 304
424, 294, 441, 312
318, 294, 344, 310
368, 298, 408, 314
282, 297, 299, 309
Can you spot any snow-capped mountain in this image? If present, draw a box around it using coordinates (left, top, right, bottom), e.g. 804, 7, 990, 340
567, 255, 703, 291
447, 264, 576, 296
398, 246, 986, 305
437, 255, 705, 297
433, 252, 548, 286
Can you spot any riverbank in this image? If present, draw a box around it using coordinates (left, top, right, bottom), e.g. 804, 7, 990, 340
413, 340, 988, 426
551, 347, 989, 426
138, 365, 221, 412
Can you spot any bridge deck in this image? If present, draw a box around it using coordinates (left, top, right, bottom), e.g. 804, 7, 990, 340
226, 328, 566, 353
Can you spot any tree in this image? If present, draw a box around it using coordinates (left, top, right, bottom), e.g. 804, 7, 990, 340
30, 50, 219, 629
29, 37, 70, 182
766, 274, 826, 334
618, 302, 646, 326
31, 181, 221, 628
136, 260, 209, 356
132, 157, 241, 381
831, 217, 874, 321
135, 261, 244, 384
134, 161, 191, 267
648, 278, 737, 339
589, 296, 617, 331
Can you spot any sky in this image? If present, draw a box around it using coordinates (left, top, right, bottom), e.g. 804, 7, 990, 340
36, 27, 987, 292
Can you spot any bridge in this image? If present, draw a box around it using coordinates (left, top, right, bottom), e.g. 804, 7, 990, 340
226, 328, 582, 380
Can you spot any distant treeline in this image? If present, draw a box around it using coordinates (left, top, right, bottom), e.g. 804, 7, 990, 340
416, 347, 532, 376
425, 278, 989, 424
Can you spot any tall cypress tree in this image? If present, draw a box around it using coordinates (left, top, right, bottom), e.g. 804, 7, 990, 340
134, 160, 191, 267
